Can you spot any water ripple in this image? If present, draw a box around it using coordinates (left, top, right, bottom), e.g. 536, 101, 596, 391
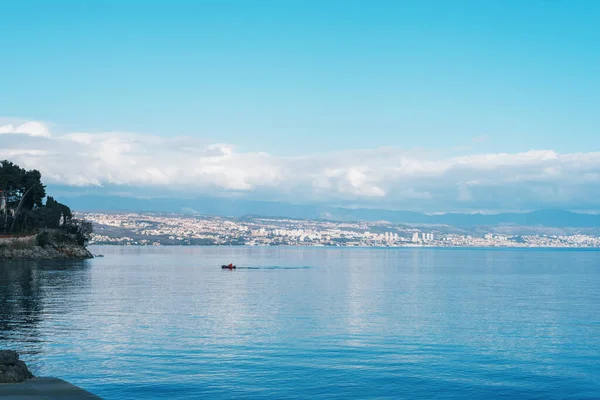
1, 247, 600, 399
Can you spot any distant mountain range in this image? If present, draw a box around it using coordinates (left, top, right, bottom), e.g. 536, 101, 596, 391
57, 194, 600, 228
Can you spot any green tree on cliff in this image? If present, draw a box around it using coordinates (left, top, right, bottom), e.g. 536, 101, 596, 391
0, 160, 46, 210
0, 160, 87, 236
45, 196, 73, 228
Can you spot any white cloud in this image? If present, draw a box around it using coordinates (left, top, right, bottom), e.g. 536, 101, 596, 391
0, 121, 51, 137
2, 120, 600, 212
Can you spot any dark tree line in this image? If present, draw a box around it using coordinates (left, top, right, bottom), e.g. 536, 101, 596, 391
0, 160, 92, 243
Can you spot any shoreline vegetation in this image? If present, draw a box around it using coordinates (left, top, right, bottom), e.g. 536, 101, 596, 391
0, 160, 93, 261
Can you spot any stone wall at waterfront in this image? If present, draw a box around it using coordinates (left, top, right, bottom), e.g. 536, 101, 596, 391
0, 234, 37, 246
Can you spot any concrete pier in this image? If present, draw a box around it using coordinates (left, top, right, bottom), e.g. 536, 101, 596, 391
0, 377, 101, 399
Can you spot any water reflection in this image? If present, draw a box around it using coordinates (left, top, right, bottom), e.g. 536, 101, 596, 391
0, 260, 92, 360
1, 247, 600, 399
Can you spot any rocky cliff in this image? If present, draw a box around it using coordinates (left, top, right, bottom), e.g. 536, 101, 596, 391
0, 231, 93, 261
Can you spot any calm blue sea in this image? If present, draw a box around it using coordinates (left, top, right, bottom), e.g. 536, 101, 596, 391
1, 246, 600, 399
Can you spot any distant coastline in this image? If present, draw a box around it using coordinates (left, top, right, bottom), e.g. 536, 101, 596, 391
84, 212, 600, 249
88, 243, 600, 250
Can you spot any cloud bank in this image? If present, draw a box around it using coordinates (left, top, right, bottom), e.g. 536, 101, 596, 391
2, 120, 600, 212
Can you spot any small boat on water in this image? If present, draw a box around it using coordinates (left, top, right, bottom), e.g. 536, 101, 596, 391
221, 264, 236, 269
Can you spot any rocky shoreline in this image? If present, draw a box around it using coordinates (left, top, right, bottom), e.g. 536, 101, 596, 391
0, 350, 33, 383
0, 231, 93, 261
0, 244, 93, 260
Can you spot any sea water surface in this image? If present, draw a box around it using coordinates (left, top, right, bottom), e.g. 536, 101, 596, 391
1, 246, 599, 399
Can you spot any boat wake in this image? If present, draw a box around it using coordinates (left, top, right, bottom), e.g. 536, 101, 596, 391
235, 266, 313, 270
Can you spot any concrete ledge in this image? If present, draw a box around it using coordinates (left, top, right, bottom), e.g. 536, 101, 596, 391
0, 377, 101, 399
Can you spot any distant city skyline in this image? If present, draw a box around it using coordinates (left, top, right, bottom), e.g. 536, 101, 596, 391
84, 212, 600, 248
2, 1, 600, 212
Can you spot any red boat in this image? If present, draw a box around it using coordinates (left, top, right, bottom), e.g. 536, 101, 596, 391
221, 264, 236, 269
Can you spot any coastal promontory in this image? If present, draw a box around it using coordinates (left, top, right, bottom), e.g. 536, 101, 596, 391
0, 160, 93, 261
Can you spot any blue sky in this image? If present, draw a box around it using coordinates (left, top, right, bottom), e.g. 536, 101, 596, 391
1, 0, 600, 212
2, 0, 599, 154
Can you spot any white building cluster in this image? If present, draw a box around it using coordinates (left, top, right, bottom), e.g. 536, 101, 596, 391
81, 212, 600, 248
411, 232, 434, 243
